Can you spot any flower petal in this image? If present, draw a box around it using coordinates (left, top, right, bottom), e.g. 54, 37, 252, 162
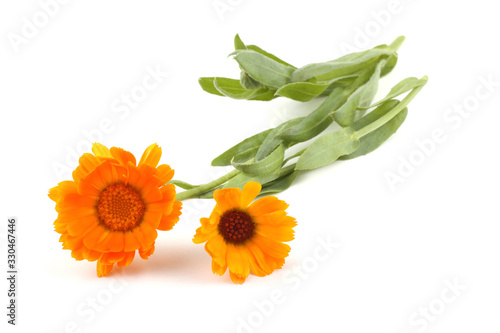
92, 143, 113, 159
67, 214, 100, 237
240, 181, 261, 207
250, 233, 291, 259
100, 251, 125, 265
117, 251, 135, 267
124, 230, 140, 252
110, 147, 136, 167
139, 243, 155, 260
248, 196, 289, 217
96, 262, 114, 277
205, 234, 227, 267
226, 244, 250, 284
138, 143, 162, 168
157, 201, 182, 231
212, 260, 227, 276
157, 164, 174, 184
213, 188, 242, 212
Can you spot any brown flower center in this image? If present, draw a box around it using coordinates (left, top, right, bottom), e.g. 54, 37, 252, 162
218, 209, 255, 244
97, 183, 145, 231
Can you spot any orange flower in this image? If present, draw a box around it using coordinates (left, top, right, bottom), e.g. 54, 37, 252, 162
49, 143, 182, 277
193, 182, 296, 284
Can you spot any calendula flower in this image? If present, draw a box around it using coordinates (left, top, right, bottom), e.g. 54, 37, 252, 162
49, 143, 182, 277
193, 181, 296, 284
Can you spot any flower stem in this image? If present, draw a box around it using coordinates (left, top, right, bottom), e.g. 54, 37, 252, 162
175, 169, 241, 201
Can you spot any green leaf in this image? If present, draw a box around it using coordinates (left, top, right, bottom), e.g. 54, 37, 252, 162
211, 128, 272, 166
296, 127, 360, 170
223, 164, 295, 189
332, 60, 386, 126
199, 77, 245, 96
340, 100, 407, 160
199, 76, 277, 101
240, 71, 262, 90
246, 44, 297, 69
259, 170, 301, 196
279, 87, 348, 143
233, 34, 296, 68
232, 144, 285, 176
255, 118, 303, 161
249, 89, 278, 101
213, 78, 268, 99
275, 75, 358, 102
231, 50, 295, 88
276, 82, 330, 102
290, 48, 393, 83
232, 146, 260, 164
358, 77, 428, 110
234, 34, 246, 50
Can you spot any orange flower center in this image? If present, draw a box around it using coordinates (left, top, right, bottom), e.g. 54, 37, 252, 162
218, 209, 255, 244
97, 183, 145, 231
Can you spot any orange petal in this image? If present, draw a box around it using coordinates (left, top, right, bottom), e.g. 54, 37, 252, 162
158, 201, 182, 231
138, 143, 162, 168
71, 246, 85, 261
255, 211, 297, 228
248, 196, 289, 217
246, 241, 273, 276
100, 251, 125, 265
193, 226, 217, 244
250, 234, 291, 259
226, 244, 250, 284
143, 210, 163, 229
139, 243, 155, 259
61, 192, 98, 211
48, 181, 77, 203
157, 164, 174, 184
60, 234, 83, 250
106, 231, 125, 252
212, 260, 227, 276
117, 251, 135, 267
213, 188, 242, 212
67, 214, 100, 237
96, 262, 114, 277
72, 154, 101, 183
140, 179, 164, 203
240, 181, 261, 207
229, 271, 247, 284
205, 234, 227, 266
139, 222, 158, 249
255, 223, 295, 242
82, 246, 102, 262
110, 147, 136, 167
83, 225, 110, 250
124, 230, 140, 252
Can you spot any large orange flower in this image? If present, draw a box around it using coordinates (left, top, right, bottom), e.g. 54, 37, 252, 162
49, 143, 182, 277
193, 182, 296, 284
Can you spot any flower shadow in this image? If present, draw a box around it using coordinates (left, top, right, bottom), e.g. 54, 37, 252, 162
118, 237, 230, 284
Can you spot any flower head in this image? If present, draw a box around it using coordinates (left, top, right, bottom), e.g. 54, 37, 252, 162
49, 143, 182, 277
193, 182, 296, 284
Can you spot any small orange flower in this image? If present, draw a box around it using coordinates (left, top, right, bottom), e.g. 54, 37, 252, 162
193, 182, 296, 284
49, 143, 182, 277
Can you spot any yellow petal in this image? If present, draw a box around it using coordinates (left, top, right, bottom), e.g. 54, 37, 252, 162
138, 143, 162, 168
240, 181, 261, 207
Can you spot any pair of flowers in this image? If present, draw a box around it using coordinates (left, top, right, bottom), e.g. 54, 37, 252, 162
49, 143, 296, 284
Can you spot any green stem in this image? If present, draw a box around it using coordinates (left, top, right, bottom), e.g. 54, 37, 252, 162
355, 76, 428, 138
174, 169, 241, 201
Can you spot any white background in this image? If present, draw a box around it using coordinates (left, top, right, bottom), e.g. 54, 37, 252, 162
1, 0, 499, 332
